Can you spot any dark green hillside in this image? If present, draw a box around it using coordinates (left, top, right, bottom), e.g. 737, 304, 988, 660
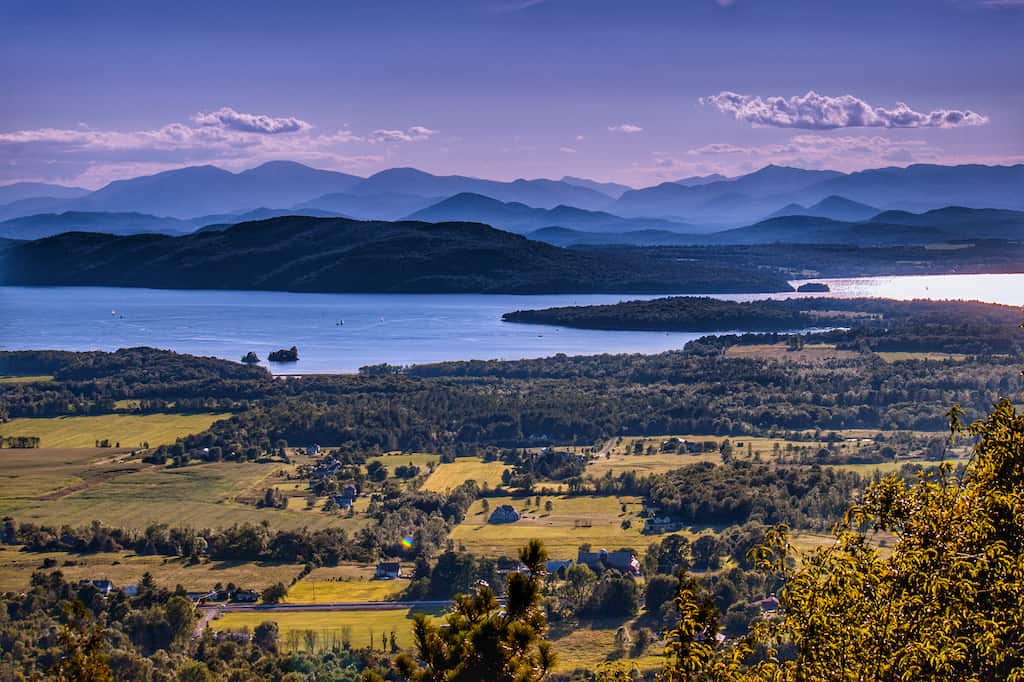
0, 215, 791, 294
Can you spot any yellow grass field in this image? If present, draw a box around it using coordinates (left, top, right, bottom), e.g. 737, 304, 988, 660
0, 375, 53, 383
285, 576, 406, 603
214, 607, 444, 651
0, 412, 231, 448
0, 451, 366, 532
724, 342, 859, 362
422, 457, 509, 492
451, 494, 650, 559
549, 619, 665, 673
367, 452, 441, 468
876, 351, 968, 363
0, 546, 303, 592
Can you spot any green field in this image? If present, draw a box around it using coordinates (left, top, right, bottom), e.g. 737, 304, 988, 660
0, 412, 231, 448
548, 618, 665, 673
451, 494, 649, 559
422, 457, 509, 492
0, 450, 368, 532
0, 375, 53, 384
367, 452, 441, 468
876, 351, 968, 363
0, 546, 302, 592
214, 607, 444, 651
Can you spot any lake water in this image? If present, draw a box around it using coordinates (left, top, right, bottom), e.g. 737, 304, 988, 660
1, 273, 1021, 373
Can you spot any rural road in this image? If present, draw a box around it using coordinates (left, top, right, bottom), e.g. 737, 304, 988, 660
595, 437, 618, 458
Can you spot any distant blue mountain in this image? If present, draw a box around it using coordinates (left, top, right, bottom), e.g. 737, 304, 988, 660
352, 168, 613, 210
407, 192, 697, 234
297, 191, 440, 221
768, 195, 880, 222
559, 176, 633, 198
0, 182, 89, 204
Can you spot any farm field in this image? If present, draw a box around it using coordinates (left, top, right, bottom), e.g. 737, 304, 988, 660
0, 455, 366, 532
0, 375, 53, 383
367, 452, 441, 469
548, 618, 665, 673
451, 494, 650, 559
876, 351, 968, 363
214, 607, 444, 651
0, 412, 231, 448
0, 546, 303, 592
285, 576, 407, 603
421, 457, 509, 492
724, 342, 859, 362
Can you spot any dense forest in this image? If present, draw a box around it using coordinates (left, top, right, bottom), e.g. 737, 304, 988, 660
0, 216, 791, 294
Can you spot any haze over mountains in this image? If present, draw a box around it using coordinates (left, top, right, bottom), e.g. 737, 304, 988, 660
1, 161, 1021, 244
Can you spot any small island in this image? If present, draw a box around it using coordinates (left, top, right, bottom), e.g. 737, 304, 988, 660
268, 346, 299, 362
240, 351, 260, 364
797, 282, 831, 292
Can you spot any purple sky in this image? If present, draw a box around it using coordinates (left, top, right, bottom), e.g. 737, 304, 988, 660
2, 0, 1022, 189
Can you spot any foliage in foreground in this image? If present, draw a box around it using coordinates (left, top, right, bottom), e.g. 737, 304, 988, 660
663, 398, 1024, 681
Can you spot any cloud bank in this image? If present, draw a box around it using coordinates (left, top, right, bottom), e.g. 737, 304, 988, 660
0, 108, 436, 187
701, 91, 989, 129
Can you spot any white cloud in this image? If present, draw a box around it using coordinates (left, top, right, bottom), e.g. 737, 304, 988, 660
608, 124, 643, 134
368, 126, 437, 143
559, 146, 577, 153
701, 91, 989, 129
575, 135, 585, 141
192, 107, 311, 134
0, 108, 434, 187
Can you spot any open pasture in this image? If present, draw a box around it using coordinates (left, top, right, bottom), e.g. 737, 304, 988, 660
724, 342, 859, 362
0, 412, 230, 448
214, 607, 444, 651
421, 457, 509, 492
0, 546, 302, 592
285, 575, 407, 603
0, 375, 53, 384
0, 456, 366, 532
451, 494, 648, 559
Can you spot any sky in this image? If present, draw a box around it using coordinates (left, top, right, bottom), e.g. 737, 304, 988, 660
1, 0, 1022, 189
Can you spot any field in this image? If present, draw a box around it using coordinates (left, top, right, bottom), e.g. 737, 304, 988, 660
548, 619, 665, 673
0, 450, 366, 532
0, 375, 53, 384
0, 412, 231, 448
285, 574, 407, 603
724, 342, 859, 362
421, 457, 509, 492
367, 452, 441, 469
876, 351, 968, 363
214, 607, 445, 651
451, 494, 650, 559
0, 546, 302, 592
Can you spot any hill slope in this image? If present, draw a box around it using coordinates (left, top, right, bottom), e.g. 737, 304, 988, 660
408, 193, 696, 234
0, 216, 792, 294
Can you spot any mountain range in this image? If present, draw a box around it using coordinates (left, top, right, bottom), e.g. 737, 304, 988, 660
1, 161, 1021, 240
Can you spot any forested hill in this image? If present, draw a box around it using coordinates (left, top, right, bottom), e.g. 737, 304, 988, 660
502, 296, 1024, 334
0, 216, 791, 294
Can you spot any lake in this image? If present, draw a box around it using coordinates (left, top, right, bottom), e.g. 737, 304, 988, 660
1, 273, 1021, 373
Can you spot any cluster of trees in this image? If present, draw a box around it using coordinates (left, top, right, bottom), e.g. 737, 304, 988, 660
642, 461, 864, 530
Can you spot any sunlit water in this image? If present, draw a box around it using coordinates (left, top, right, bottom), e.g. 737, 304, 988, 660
1, 273, 1020, 373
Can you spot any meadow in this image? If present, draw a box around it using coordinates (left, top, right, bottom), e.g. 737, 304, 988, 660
0, 375, 53, 384
214, 607, 445, 652
0, 545, 302, 592
421, 457, 509, 492
0, 450, 365, 532
451, 494, 649, 559
0, 412, 231, 448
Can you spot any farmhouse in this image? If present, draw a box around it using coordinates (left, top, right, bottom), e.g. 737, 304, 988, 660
577, 549, 642, 576
488, 505, 520, 524
643, 515, 682, 534
375, 561, 402, 579
497, 557, 528, 574
306, 444, 322, 456
545, 559, 574, 574
78, 579, 114, 596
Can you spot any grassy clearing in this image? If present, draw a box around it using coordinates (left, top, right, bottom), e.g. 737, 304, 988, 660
367, 452, 441, 468
0, 375, 53, 384
421, 457, 509, 492
286, 577, 407, 603
451, 495, 649, 559
214, 608, 444, 651
0, 412, 231, 448
0, 455, 367, 532
549, 619, 665, 673
0, 546, 302, 592
588, 451, 723, 478
876, 351, 968, 363
724, 342, 859, 362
